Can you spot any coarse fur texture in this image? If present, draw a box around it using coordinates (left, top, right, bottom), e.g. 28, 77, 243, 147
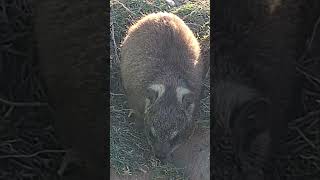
120, 12, 204, 160
33, 0, 107, 179
214, 0, 304, 179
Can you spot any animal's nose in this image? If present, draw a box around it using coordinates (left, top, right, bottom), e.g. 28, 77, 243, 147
154, 143, 170, 160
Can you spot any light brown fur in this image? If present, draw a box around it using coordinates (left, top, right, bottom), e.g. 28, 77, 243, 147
120, 12, 204, 159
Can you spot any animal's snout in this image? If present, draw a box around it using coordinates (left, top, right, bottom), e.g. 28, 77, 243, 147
154, 142, 171, 160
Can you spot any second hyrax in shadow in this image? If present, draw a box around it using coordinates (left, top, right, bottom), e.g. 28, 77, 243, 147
214, 0, 305, 179
120, 12, 205, 161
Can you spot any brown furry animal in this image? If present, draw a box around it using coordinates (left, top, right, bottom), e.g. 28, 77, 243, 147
120, 12, 205, 160
214, 0, 304, 179
33, 0, 107, 179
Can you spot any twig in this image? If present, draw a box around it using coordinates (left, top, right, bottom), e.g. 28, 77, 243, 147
296, 65, 320, 88
300, 155, 320, 161
11, 159, 35, 171
112, 0, 136, 16
0, 139, 22, 145
299, 14, 320, 62
6, 48, 28, 57
306, 14, 320, 51
205, 67, 210, 79
110, 92, 125, 96
111, 106, 132, 112
0, 97, 49, 107
1, 105, 14, 121
182, 8, 199, 21
186, 22, 202, 28
294, 127, 317, 149
110, 16, 120, 65
0, 149, 67, 159
290, 109, 320, 125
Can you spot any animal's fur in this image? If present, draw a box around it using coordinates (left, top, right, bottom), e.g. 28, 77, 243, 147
214, 0, 305, 178
120, 12, 204, 160
33, 0, 107, 179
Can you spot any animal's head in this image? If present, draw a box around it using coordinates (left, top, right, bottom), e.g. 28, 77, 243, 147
143, 82, 197, 160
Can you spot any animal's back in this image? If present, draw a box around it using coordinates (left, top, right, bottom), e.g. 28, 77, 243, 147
33, 0, 107, 179
120, 12, 202, 116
